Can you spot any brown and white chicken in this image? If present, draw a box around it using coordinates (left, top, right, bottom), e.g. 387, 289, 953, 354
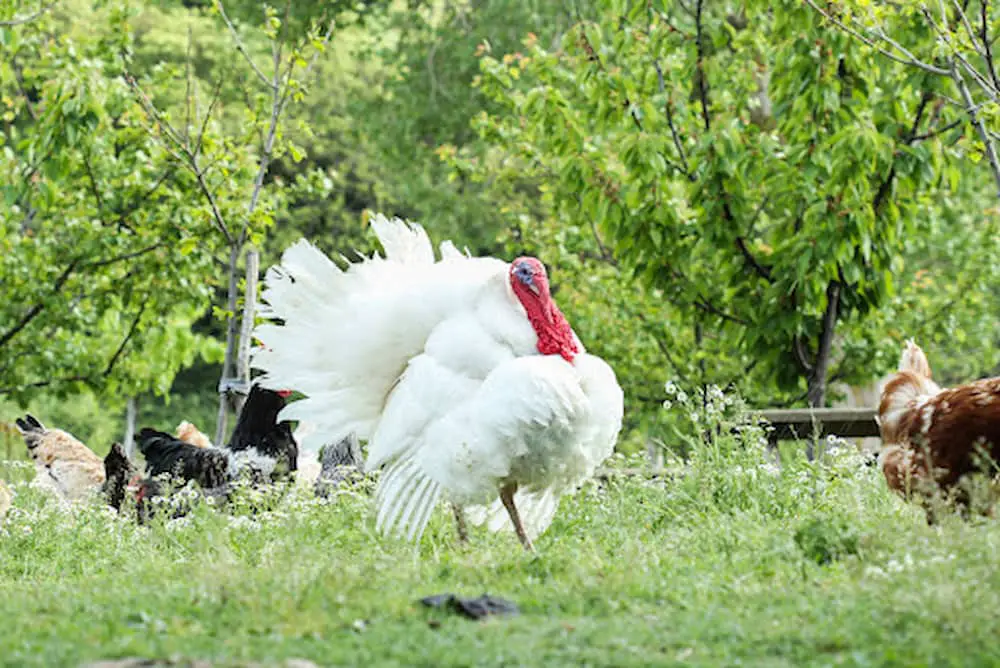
175, 421, 213, 449
878, 340, 1000, 518
0, 480, 11, 520
15, 414, 105, 501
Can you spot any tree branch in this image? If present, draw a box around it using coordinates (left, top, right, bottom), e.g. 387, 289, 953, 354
125, 74, 236, 245
103, 298, 149, 376
214, 0, 273, 89
634, 310, 692, 386
0, 375, 88, 396
654, 60, 693, 179
0, 0, 57, 27
734, 237, 772, 280
803, 0, 951, 75
694, 0, 711, 130
84, 243, 165, 269
954, 62, 1000, 197
806, 281, 841, 408
0, 260, 78, 349
793, 335, 814, 374
980, 1, 1000, 92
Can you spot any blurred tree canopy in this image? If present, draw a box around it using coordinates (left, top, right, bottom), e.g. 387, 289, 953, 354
0, 0, 998, 452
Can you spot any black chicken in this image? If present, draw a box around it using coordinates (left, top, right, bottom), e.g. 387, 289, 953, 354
101, 442, 139, 512
138, 428, 231, 489
226, 385, 298, 483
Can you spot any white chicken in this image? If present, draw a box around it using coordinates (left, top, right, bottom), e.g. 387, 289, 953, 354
252, 215, 624, 550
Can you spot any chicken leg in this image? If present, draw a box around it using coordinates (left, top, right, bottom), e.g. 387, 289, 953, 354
451, 502, 469, 543
499, 482, 534, 552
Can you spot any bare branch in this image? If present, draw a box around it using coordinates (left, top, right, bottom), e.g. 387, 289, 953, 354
804, 0, 951, 75
126, 74, 236, 245
80, 148, 107, 212
214, 0, 273, 89
734, 237, 772, 281
955, 63, 1000, 196
693, 294, 748, 326
981, 1, 1000, 92
185, 26, 194, 143
951, 0, 985, 59
194, 77, 225, 159
920, 4, 998, 96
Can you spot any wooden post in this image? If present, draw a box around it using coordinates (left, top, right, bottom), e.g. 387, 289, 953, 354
234, 248, 259, 416
123, 397, 137, 458
646, 438, 664, 470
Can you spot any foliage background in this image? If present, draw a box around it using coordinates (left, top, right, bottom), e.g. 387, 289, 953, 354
0, 0, 998, 456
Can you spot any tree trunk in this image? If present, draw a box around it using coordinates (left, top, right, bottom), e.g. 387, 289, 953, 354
215, 242, 243, 446
804, 281, 841, 460
234, 248, 260, 414
806, 281, 841, 409
123, 396, 137, 458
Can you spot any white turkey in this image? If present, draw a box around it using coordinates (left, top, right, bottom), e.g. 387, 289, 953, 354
252, 215, 624, 550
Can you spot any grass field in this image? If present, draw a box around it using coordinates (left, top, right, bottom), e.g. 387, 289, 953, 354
2, 432, 1000, 668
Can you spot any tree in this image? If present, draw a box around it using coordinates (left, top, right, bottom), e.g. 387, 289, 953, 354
466, 0, 965, 406
125, 0, 334, 443
805, 0, 1000, 201
0, 1, 226, 404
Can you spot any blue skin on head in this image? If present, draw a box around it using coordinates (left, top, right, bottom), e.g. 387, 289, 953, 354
513, 261, 536, 287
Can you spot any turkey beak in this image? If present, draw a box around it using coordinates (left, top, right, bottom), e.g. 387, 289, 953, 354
527, 282, 541, 296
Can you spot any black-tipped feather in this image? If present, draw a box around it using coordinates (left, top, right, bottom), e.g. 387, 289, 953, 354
14, 414, 45, 449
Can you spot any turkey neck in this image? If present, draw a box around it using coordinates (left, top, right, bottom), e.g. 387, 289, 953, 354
517, 292, 579, 363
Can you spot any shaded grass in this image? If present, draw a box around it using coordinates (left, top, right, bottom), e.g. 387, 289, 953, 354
1, 443, 1000, 667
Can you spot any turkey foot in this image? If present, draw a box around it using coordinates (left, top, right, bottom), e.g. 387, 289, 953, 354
499, 482, 534, 552
451, 503, 469, 543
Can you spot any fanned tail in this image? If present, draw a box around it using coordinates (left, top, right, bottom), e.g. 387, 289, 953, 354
375, 455, 443, 542
252, 214, 507, 455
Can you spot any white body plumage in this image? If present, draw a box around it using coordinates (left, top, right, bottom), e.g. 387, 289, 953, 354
252, 216, 623, 543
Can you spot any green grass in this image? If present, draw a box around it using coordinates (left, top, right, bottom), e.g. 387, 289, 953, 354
2, 437, 1000, 668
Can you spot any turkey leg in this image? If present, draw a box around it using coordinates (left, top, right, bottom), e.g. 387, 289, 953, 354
451, 502, 469, 543
499, 482, 534, 552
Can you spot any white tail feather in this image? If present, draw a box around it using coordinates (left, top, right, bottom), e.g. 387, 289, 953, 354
375, 456, 442, 541
369, 214, 434, 264
252, 215, 501, 446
